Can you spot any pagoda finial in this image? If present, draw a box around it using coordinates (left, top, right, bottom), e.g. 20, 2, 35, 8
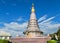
31, 3, 35, 12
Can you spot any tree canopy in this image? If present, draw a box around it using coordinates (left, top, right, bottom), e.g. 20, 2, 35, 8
50, 27, 60, 40
0, 39, 11, 43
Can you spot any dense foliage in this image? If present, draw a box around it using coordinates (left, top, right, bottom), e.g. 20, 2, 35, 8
50, 27, 60, 40
0, 39, 11, 43
47, 40, 58, 43
56, 28, 60, 40
48, 27, 60, 43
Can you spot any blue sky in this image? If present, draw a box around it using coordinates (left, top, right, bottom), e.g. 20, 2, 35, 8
0, 0, 60, 37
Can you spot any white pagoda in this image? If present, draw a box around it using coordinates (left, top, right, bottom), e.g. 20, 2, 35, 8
23, 4, 43, 38
11, 4, 51, 43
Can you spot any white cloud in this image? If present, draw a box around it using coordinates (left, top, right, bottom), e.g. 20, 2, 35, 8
0, 15, 60, 37
4, 22, 27, 30
46, 23, 60, 29
0, 31, 11, 36
0, 29, 23, 37
17, 17, 23, 21
38, 15, 60, 34
40, 16, 55, 24
0, 22, 28, 37
38, 15, 47, 22
16, 16, 27, 22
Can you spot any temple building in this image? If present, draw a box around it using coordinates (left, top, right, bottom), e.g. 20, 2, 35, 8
11, 4, 51, 43
23, 4, 43, 38
0, 31, 11, 40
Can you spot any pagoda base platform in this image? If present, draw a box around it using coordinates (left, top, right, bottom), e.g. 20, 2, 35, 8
11, 37, 51, 43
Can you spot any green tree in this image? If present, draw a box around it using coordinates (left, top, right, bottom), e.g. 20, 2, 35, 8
0, 39, 11, 43
56, 27, 60, 40
50, 34, 56, 40
47, 40, 58, 43
50, 27, 60, 40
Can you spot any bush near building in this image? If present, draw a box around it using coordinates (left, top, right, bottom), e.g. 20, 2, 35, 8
47, 40, 58, 43
0, 39, 11, 43
48, 27, 60, 43
50, 27, 60, 40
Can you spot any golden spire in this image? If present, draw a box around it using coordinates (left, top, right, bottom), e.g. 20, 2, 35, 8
31, 3, 35, 12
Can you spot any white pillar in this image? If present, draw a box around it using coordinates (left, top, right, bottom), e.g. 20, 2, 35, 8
2, 36, 5, 39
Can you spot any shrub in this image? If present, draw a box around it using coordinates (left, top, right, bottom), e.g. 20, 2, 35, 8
47, 40, 58, 43
0, 39, 11, 43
